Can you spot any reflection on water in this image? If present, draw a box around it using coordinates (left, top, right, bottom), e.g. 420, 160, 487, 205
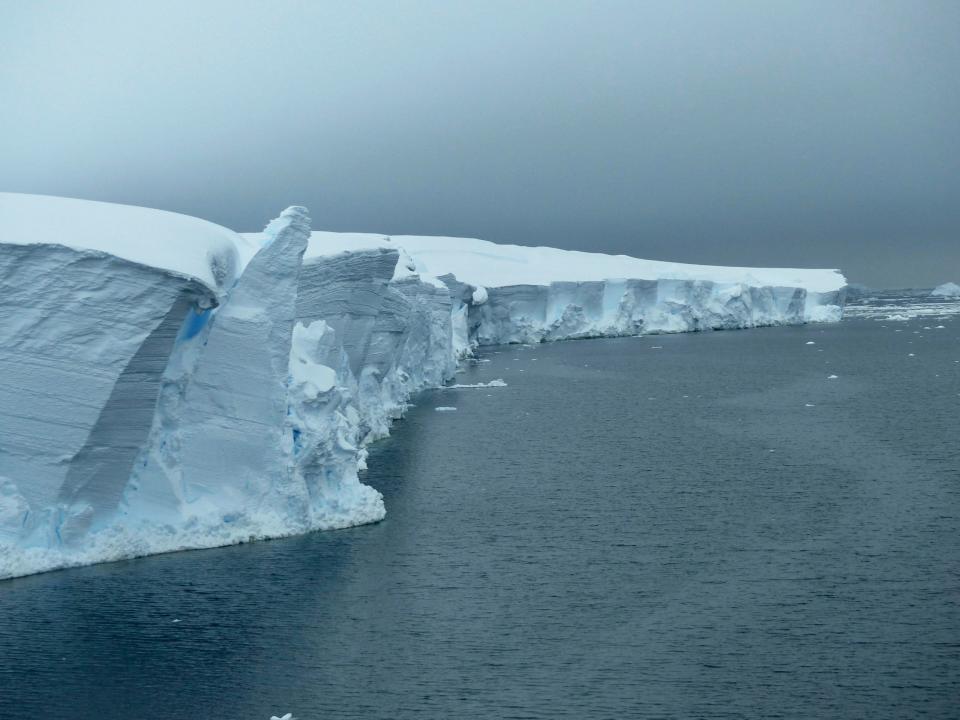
2, 305, 959, 719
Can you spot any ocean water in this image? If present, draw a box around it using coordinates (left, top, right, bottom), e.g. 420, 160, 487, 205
1, 294, 958, 719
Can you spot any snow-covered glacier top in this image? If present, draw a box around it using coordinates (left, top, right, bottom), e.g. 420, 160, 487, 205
297, 231, 846, 293
0, 193, 242, 294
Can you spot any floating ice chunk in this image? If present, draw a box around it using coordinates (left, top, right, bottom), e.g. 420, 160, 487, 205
443, 379, 507, 389
908, 353, 915, 357
805, 403, 815, 407
827, 374, 838, 379
270, 714, 294, 720
805, 341, 816, 345
434, 406, 457, 412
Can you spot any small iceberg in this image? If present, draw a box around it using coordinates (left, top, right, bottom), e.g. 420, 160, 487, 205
931, 282, 960, 297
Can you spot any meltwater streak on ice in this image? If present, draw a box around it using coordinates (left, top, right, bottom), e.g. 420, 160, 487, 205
1, 299, 957, 719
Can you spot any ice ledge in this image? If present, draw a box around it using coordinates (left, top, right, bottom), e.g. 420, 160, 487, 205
0, 192, 243, 296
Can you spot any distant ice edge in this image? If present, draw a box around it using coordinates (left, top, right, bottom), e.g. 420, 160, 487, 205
0, 196, 846, 579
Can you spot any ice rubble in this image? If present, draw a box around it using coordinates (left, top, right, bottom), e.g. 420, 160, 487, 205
0, 194, 846, 578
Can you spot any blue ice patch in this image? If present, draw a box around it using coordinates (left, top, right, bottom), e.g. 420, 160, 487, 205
179, 307, 211, 340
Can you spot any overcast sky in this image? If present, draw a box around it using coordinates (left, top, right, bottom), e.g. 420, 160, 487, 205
2, 0, 958, 287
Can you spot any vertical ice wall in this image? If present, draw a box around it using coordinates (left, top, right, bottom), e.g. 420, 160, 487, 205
283, 245, 459, 531
0, 244, 217, 549
173, 206, 306, 516
127, 207, 313, 536
293, 232, 846, 348
0, 205, 336, 578
466, 278, 815, 345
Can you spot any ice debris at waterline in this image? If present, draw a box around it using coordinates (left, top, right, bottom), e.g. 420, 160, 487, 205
0, 193, 847, 579
442, 379, 508, 389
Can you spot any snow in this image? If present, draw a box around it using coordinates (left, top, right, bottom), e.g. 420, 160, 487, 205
325, 233, 846, 293
0, 192, 242, 295
931, 282, 960, 297
0, 193, 850, 580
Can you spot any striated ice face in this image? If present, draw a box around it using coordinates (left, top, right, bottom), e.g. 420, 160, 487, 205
0, 242, 216, 553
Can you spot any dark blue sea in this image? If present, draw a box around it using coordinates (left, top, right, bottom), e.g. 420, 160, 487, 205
2, 293, 958, 719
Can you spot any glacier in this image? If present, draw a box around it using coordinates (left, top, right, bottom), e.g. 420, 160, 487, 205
0, 193, 846, 578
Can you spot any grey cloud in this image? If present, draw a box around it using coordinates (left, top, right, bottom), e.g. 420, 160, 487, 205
1, 0, 958, 287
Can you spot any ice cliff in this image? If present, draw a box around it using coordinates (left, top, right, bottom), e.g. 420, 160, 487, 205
0, 193, 846, 578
